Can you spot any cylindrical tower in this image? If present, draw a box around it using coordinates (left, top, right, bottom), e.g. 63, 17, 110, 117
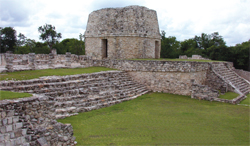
85, 5, 161, 59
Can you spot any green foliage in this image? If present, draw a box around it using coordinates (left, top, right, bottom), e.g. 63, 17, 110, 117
38, 24, 62, 50
160, 31, 249, 70
58, 92, 249, 145
160, 31, 181, 58
0, 27, 17, 53
228, 41, 250, 71
33, 42, 50, 54
0, 67, 115, 81
54, 38, 85, 55
0, 90, 32, 100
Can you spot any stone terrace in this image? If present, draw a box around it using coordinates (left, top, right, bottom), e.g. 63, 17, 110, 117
0, 71, 148, 145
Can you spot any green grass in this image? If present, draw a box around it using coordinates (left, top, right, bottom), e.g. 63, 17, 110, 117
240, 93, 250, 105
58, 92, 249, 145
0, 90, 32, 100
218, 92, 239, 100
0, 67, 115, 81
127, 58, 223, 62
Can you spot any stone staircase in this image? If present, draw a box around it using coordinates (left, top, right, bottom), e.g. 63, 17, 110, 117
211, 63, 250, 95
0, 71, 149, 119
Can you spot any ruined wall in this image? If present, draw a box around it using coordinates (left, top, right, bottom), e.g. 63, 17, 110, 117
128, 71, 207, 95
0, 71, 148, 145
233, 69, 250, 82
205, 68, 233, 93
85, 5, 161, 59
191, 84, 219, 101
93, 60, 210, 95
0, 96, 76, 146
92, 60, 210, 72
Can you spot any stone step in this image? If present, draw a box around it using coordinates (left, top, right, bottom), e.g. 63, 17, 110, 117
55, 113, 78, 119
0, 71, 126, 87
239, 86, 249, 92
0, 76, 134, 93
55, 107, 77, 114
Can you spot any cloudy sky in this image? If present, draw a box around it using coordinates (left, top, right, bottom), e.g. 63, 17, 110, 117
0, 0, 249, 46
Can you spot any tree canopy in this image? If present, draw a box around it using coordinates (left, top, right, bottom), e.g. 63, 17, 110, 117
0, 27, 17, 53
38, 24, 62, 51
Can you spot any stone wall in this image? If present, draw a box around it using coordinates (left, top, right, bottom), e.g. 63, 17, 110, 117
85, 37, 160, 59
205, 68, 232, 93
0, 71, 148, 145
233, 69, 250, 82
191, 84, 219, 101
0, 96, 76, 146
92, 60, 210, 95
93, 59, 210, 72
85, 5, 161, 59
128, 71, 207, 95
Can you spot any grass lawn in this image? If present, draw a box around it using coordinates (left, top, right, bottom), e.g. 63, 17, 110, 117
58, 92, 249, 145
0, 67, 115, 81
240, 93, 250, 105
0, 90, 32, 100
218, 92, 239, 100
128, 58, 223, 62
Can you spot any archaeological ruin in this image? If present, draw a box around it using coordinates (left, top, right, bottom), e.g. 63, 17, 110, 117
84, 5, 161, 59
0, 5, 250, 146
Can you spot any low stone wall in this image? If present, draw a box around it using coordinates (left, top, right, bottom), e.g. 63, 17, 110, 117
127, 71, 207, 95
191, 84, 219, 101
234, 69, 250, 82
93, 59, 210, 72
0, 96, 76, 146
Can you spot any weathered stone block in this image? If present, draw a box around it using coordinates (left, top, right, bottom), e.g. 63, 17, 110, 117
12, 116, 19, 123
6, 110, 14, 117
2, 118, 7, 126
15, 122, 23, 130
6, 125, 13, 132
37, 137, 49, 146
1, 111, 6, 119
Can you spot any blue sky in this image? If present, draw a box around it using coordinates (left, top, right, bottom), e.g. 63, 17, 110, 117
0, 0, 249, 46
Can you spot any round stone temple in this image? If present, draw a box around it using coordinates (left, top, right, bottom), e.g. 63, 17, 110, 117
84, 5, 161, 59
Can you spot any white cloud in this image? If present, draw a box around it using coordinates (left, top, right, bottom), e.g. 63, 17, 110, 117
0, 0, 249, 46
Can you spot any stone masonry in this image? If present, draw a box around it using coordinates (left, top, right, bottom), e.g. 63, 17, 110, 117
0, 71, 148, 145
85, 5, 161, 59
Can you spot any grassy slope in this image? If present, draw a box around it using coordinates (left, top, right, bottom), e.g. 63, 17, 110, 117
0, 90, 32, 100
240, 93, 250, 105
218, 92, 239, 100
0, 67, 115, 81
58, 92, 249, 145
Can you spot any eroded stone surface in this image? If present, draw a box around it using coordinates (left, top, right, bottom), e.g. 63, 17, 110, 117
85, 5, 161, 59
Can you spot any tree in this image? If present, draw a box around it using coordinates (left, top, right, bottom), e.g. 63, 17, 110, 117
0, 27, 17, 53
161, 35, 180, 58
15, 33, 26, 53
38, 24, 62, 51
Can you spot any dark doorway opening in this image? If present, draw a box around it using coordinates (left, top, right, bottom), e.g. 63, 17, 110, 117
102, 39, 108, 58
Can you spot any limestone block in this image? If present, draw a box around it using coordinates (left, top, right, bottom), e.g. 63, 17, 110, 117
6, 125, 13, 132
15, 122, 23, 130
